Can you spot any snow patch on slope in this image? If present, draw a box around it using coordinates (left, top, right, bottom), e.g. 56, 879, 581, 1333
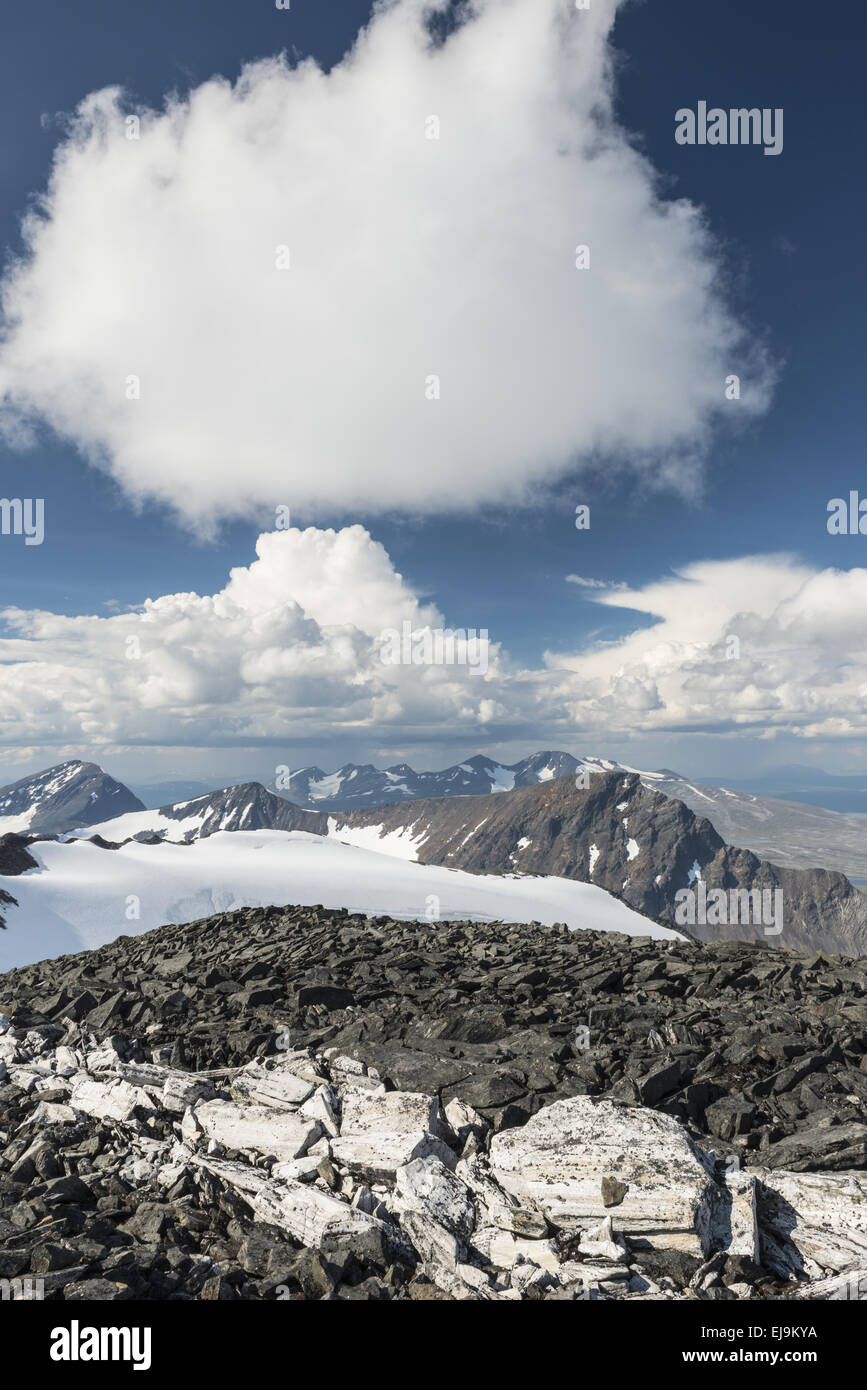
72, 805, 211, 843
325, 818, 426, 861
0, 830, 684, 970
307, 771, 346, 802
0, 807, 39, 835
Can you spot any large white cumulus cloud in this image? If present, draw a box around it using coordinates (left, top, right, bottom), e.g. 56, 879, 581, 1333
0, 526, 509, 748
0, 0, 771, 526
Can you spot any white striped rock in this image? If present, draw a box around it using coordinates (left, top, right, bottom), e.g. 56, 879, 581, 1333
490, 1095, 721, 1255
394, 1155, 475, 1238
230, 1060, 316, 1109
331, 1086, 455, 1182
162, 1073, 218, 1113
756, 1169, 867, 1276
190, 1099, 321, 1160
192, 1153, 398, 1264
298, 1083, 340, 1137
69, 1075, 153, 1123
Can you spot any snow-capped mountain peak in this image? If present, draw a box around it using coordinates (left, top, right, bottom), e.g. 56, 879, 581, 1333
0, 760, 145, 837
73, 781, 317, 844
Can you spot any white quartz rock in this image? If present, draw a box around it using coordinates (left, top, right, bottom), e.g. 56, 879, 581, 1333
70, 1075, 153, 1123
162, 1074, 218, 1113
570, 1215, 629, 1263
192, 1153, 398, 1263
85, 1041, 127, 1072
558, 1259, 631, 1285
27, 1101, 81, 1125
490, 1095, 721, 1256
299, 1083, 340, 1138
192, 1099, 321, 1160
715, 1168, 760, 1260
800, 1269, 867, 1299
157, 1142, 196, 1187
444, 1098, 488, 1149
53, 1046, 82, 1076
756, 1169, 867, 1276
271, 1156, 320, 1183
488, 1230, 562, 1273
8, 1065, 62, 1095
401, 1207, 464, 1272
456, 1262, 492, 1293
511, 1261, 558, 1294
456, 1155, 522, 1231
231, 1061, 315, 1109
273, 1049, 330, 1085
325, 1053, 382, 1091
394, 1156, 476, 1238
399, 1208, 491, 1299
331, 1087, 455, 1182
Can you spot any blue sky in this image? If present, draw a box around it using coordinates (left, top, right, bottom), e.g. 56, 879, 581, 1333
0, 0, 865, 791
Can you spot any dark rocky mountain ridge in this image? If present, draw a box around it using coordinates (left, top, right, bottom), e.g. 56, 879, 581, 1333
279, 750, 867, 884
143, 782, 319, 837
332, 773, 867, 957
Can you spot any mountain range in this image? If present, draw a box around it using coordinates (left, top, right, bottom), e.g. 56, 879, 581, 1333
275, 751, 583, 809
322, 773, 867, 957
3, 754, 867, 961
80, 749, 867, 883
6, 751, 867, 882
0, 763, 862, 958
271, 751, 867, 884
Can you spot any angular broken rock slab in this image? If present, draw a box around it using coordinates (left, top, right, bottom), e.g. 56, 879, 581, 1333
455, 1154, 547, 1237
490, 1095, 723, 1256
191, 1154, 403, 1265
761, 1121, 867, 1173
69, 1076, 153, 1123
394, 1156, 475, 1239
188, 1099, 321, 1161
230, 1060, 316, 1110
797, 1270, 867, 1300
756, 1169, 867, 1277
331, 1086, 455, 1183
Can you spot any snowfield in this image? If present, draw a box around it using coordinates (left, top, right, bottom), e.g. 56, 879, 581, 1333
0, 829, 682, 970
73, 803, 215, 842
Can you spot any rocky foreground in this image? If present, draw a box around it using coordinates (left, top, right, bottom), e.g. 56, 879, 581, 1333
1, 906, 866, 1300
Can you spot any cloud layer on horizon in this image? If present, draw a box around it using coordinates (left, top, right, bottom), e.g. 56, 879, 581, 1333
0, 526, 865, 760
0, 0, 772, 528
